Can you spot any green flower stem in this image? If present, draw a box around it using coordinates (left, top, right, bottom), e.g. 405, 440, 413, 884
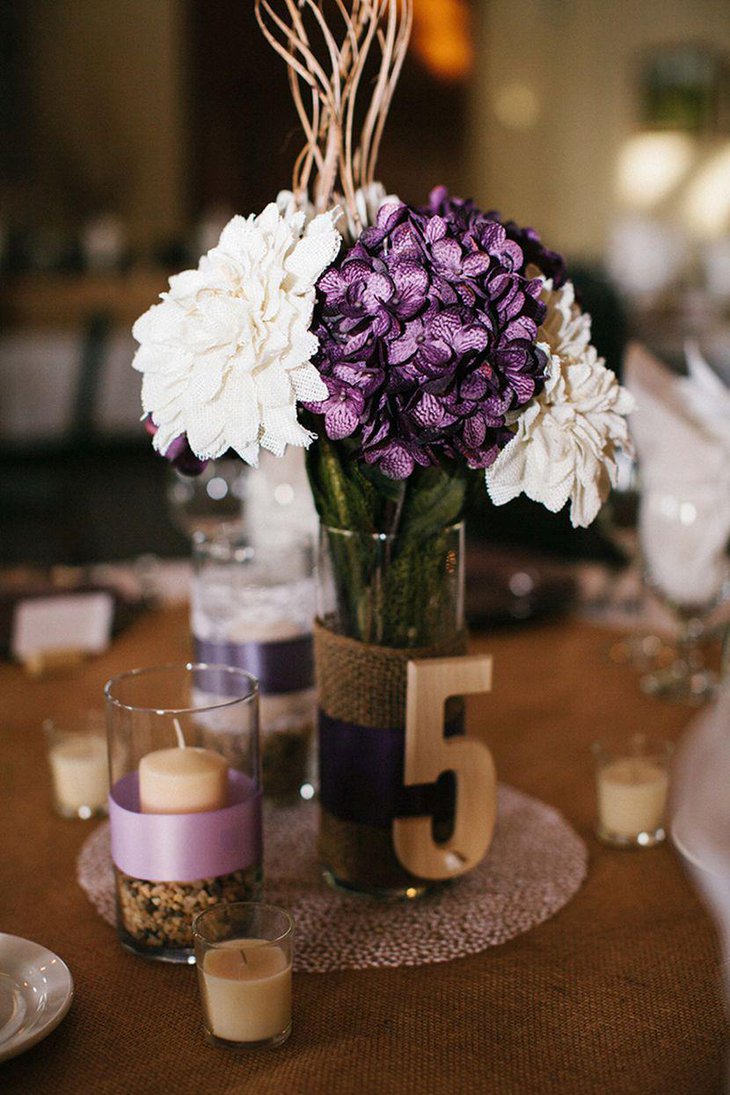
304, 415, 478, 646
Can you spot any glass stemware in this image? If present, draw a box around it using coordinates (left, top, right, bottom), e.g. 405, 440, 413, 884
638, 481, 730, 703
598, 452, 671, 670
599, 451, 641, 565
166, 458, 248, 539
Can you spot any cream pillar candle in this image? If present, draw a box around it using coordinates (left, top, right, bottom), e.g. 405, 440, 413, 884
49, 734, 109, 817
139, 747, 228, 813
201, 940, 292, 1044
597, 757, 669, 839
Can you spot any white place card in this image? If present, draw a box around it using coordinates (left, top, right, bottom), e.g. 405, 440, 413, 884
11, 592, 114, 660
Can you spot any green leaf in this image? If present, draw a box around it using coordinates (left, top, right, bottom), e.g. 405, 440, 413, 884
398, 465, 468, 544
303, 420, 377, 534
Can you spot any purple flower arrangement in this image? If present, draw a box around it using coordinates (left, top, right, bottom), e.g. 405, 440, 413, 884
306, 194, 549, 480
130, 0, 637, 902
135, 185, 632, 541
135, 0, 633, 552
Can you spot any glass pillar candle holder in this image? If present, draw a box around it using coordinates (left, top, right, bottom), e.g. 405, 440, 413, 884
43, 711, 109, 819
105, 664, 262, 963
593, 734, 673, 848
192, 528, 316, 800
193, 902, 293, 1050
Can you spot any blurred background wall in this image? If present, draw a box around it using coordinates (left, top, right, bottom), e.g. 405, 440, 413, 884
21, 0, 189, 254
5, 0, 728, 262
470, 0, 730, 261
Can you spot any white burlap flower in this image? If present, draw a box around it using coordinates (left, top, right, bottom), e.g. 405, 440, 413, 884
132, 203, 341, 464
486, 277, 635, 528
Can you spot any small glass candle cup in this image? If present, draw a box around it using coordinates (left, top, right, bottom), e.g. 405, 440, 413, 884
593, 734, 673, 848
43, 711, 109, 819
193, 902, 293, 1050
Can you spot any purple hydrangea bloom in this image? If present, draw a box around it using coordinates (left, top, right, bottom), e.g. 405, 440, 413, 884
305, 199, 549, 479
427, 186, 567, 289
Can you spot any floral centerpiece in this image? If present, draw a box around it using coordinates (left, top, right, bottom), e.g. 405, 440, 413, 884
132, 0, 633, 897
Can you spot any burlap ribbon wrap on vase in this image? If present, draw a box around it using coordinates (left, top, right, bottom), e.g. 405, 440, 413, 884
316, 521, 467, 898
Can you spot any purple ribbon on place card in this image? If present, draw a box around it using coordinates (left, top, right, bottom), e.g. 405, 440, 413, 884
109, 770, 262, 882
194, 635, 313, 695
318, 710, 463, 829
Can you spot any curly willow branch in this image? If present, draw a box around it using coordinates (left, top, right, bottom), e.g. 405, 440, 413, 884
254, 0, 413, 234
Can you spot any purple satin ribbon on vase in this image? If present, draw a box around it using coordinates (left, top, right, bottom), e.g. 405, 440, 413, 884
194, 635, 313, 695
318, 710, 463, 829
109, 770, 262, 882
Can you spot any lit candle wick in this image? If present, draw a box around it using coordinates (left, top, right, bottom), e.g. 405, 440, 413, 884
173, 718, 186, 749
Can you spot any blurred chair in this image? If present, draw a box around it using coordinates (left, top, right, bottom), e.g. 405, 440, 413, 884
0, 293, 187, 565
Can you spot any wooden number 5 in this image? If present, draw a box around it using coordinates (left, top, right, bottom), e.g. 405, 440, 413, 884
393, 655, 496, 881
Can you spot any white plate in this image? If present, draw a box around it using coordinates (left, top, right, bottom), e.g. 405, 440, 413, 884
0, 934, 73, 1064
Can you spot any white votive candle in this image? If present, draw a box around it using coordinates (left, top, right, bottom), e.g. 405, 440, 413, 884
49, 734, 109, 816
139, 747, 228, 813
597, 757, 669, 839
201, 939, 292, 1044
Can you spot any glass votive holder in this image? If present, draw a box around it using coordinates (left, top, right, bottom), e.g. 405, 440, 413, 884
191, 528, 316, 800
105, 664, 262, 963
593, 734, 673, 848
193, 902, 293, 1050
43, 711, 109, 819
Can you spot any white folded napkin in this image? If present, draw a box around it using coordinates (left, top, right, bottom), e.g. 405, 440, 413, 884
624, 342, 730, 607
683, 339, 730, 449
624, 342, 730, 485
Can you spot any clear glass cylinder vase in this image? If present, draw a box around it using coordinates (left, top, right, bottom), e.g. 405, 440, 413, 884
105, 663, 262, 963
315, 521, 466, 899
191, 529, 316, 799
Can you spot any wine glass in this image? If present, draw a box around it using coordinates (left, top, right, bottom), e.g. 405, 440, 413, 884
166, 458, 248, 539
598, 452, 671, 669
638, 480, 730, 703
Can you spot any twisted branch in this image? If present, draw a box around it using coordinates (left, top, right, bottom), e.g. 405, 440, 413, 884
255, 0, 413, 234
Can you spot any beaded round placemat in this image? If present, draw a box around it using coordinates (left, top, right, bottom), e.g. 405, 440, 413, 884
78, 785, 587, 972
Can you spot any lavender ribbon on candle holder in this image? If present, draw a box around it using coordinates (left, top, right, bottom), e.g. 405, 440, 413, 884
109, 770, 262, 882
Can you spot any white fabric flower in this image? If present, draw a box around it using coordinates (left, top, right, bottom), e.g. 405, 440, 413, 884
533, 273, 591, 361
132, 203, 341, 465
486, 277, 635, 528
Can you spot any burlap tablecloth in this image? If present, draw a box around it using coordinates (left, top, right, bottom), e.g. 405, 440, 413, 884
1, 606, 726, 1094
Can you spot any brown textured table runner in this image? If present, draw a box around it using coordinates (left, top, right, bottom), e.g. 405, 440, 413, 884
0, 605, 726, 1094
